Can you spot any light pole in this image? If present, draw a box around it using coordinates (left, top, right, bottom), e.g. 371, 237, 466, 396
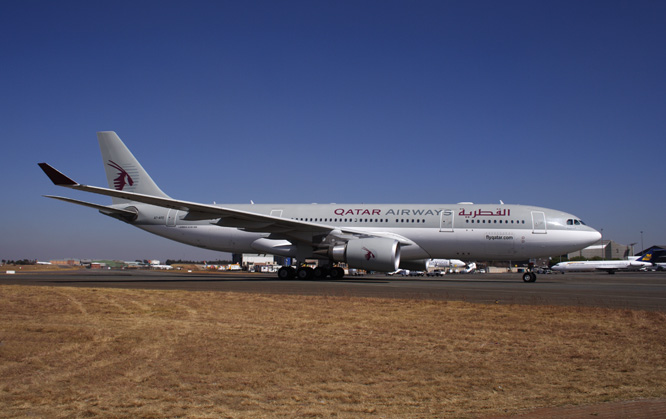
641, 231, 644, 254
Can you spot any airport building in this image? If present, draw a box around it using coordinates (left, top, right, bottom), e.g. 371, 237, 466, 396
566, 240, 632, 260
232, 253, 284, 272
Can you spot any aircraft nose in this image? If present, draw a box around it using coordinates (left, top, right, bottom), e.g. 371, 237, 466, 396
587, 229, 602, 245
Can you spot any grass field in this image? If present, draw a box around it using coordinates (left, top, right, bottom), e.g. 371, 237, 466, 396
1, 285, 665, 418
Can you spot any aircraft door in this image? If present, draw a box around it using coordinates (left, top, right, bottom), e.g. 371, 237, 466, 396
166, 209, 179, 227
531, 211, 546, 234
439, 209, 454, 232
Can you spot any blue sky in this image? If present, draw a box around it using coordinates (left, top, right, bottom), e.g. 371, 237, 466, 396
1, 0, 664, 261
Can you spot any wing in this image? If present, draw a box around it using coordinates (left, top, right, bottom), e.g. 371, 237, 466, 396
38, 163, 416, 246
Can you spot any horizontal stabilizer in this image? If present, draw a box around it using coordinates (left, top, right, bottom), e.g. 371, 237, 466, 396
43, 195, 138, 222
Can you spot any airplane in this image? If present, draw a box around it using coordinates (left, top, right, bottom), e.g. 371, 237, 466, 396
551, 249, 660, 274
427, 259, 467, 270
38, 131, 602, 283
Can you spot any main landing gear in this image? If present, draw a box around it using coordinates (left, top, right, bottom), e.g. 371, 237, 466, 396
277, 266, 345, 280
522, 272, 537, 282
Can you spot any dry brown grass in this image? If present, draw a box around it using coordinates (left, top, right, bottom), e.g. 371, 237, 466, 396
1, 285, 665, 418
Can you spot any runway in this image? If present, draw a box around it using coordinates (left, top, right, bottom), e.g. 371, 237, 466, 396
3, 269, 666, 311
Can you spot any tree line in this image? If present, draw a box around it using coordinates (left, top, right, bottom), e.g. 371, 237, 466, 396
1, 259, 37, 265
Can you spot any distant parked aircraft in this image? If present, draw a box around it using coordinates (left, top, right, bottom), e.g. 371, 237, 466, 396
427, 259, 467, 269
551, 249, 659, 274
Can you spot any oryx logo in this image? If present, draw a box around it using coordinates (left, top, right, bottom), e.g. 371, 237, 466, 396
107, 160, 134, 191
362, 247, 375, 261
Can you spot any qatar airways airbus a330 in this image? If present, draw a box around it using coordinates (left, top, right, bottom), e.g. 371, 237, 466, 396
39, 132, 601, 282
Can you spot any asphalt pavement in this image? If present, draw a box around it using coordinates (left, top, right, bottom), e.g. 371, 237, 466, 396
3, 269, 665, 311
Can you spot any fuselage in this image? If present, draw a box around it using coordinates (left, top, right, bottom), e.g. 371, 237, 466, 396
126, 202, 601, 261
552, 258, 650, 273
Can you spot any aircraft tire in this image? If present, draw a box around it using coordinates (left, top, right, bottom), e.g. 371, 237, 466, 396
329, 267, 345, 280
297, 267, 314, 280
277, 267, 295, 280
522, 272, 537, 282
313, 267, 328, 279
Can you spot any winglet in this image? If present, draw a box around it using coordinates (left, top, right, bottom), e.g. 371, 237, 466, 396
38, 163, 78, 186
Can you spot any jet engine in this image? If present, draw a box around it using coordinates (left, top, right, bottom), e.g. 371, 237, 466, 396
329, 238, 400, 272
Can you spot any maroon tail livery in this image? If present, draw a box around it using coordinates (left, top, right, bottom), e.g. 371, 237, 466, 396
107, 160, 134, 191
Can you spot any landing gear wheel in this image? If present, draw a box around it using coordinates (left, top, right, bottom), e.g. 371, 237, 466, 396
329, 267, 345, 280
522, 272, 537, 282
313, 267, 329, 279
277, 266, 295, 280
296, 267, 314, 280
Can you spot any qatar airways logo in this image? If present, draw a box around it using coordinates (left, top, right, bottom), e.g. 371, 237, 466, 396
333, 208, 446, 216
362, 247, 376, 261
107, 160, 134, 191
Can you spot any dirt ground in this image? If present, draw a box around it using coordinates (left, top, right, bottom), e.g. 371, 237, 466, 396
1, 285, 665, 418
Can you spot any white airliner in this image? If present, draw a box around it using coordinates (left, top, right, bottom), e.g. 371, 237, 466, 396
39, 132, 602, 282
428, 259, 467, 269
552, 250, 657, 274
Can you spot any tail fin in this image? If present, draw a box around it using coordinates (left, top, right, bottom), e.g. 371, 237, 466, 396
97, 131, 169, 204
636, 247, 666, 263
639, 251, 653, 263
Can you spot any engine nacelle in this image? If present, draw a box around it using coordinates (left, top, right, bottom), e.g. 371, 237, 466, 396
330, 238, 400, 272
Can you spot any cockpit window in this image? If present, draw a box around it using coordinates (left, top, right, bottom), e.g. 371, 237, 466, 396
567, 219, 587, 226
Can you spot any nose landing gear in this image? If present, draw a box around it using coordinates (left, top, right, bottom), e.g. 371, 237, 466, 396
522, 272, 537, 282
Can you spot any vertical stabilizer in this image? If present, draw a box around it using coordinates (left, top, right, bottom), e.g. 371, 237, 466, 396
97, 131, 170, 204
